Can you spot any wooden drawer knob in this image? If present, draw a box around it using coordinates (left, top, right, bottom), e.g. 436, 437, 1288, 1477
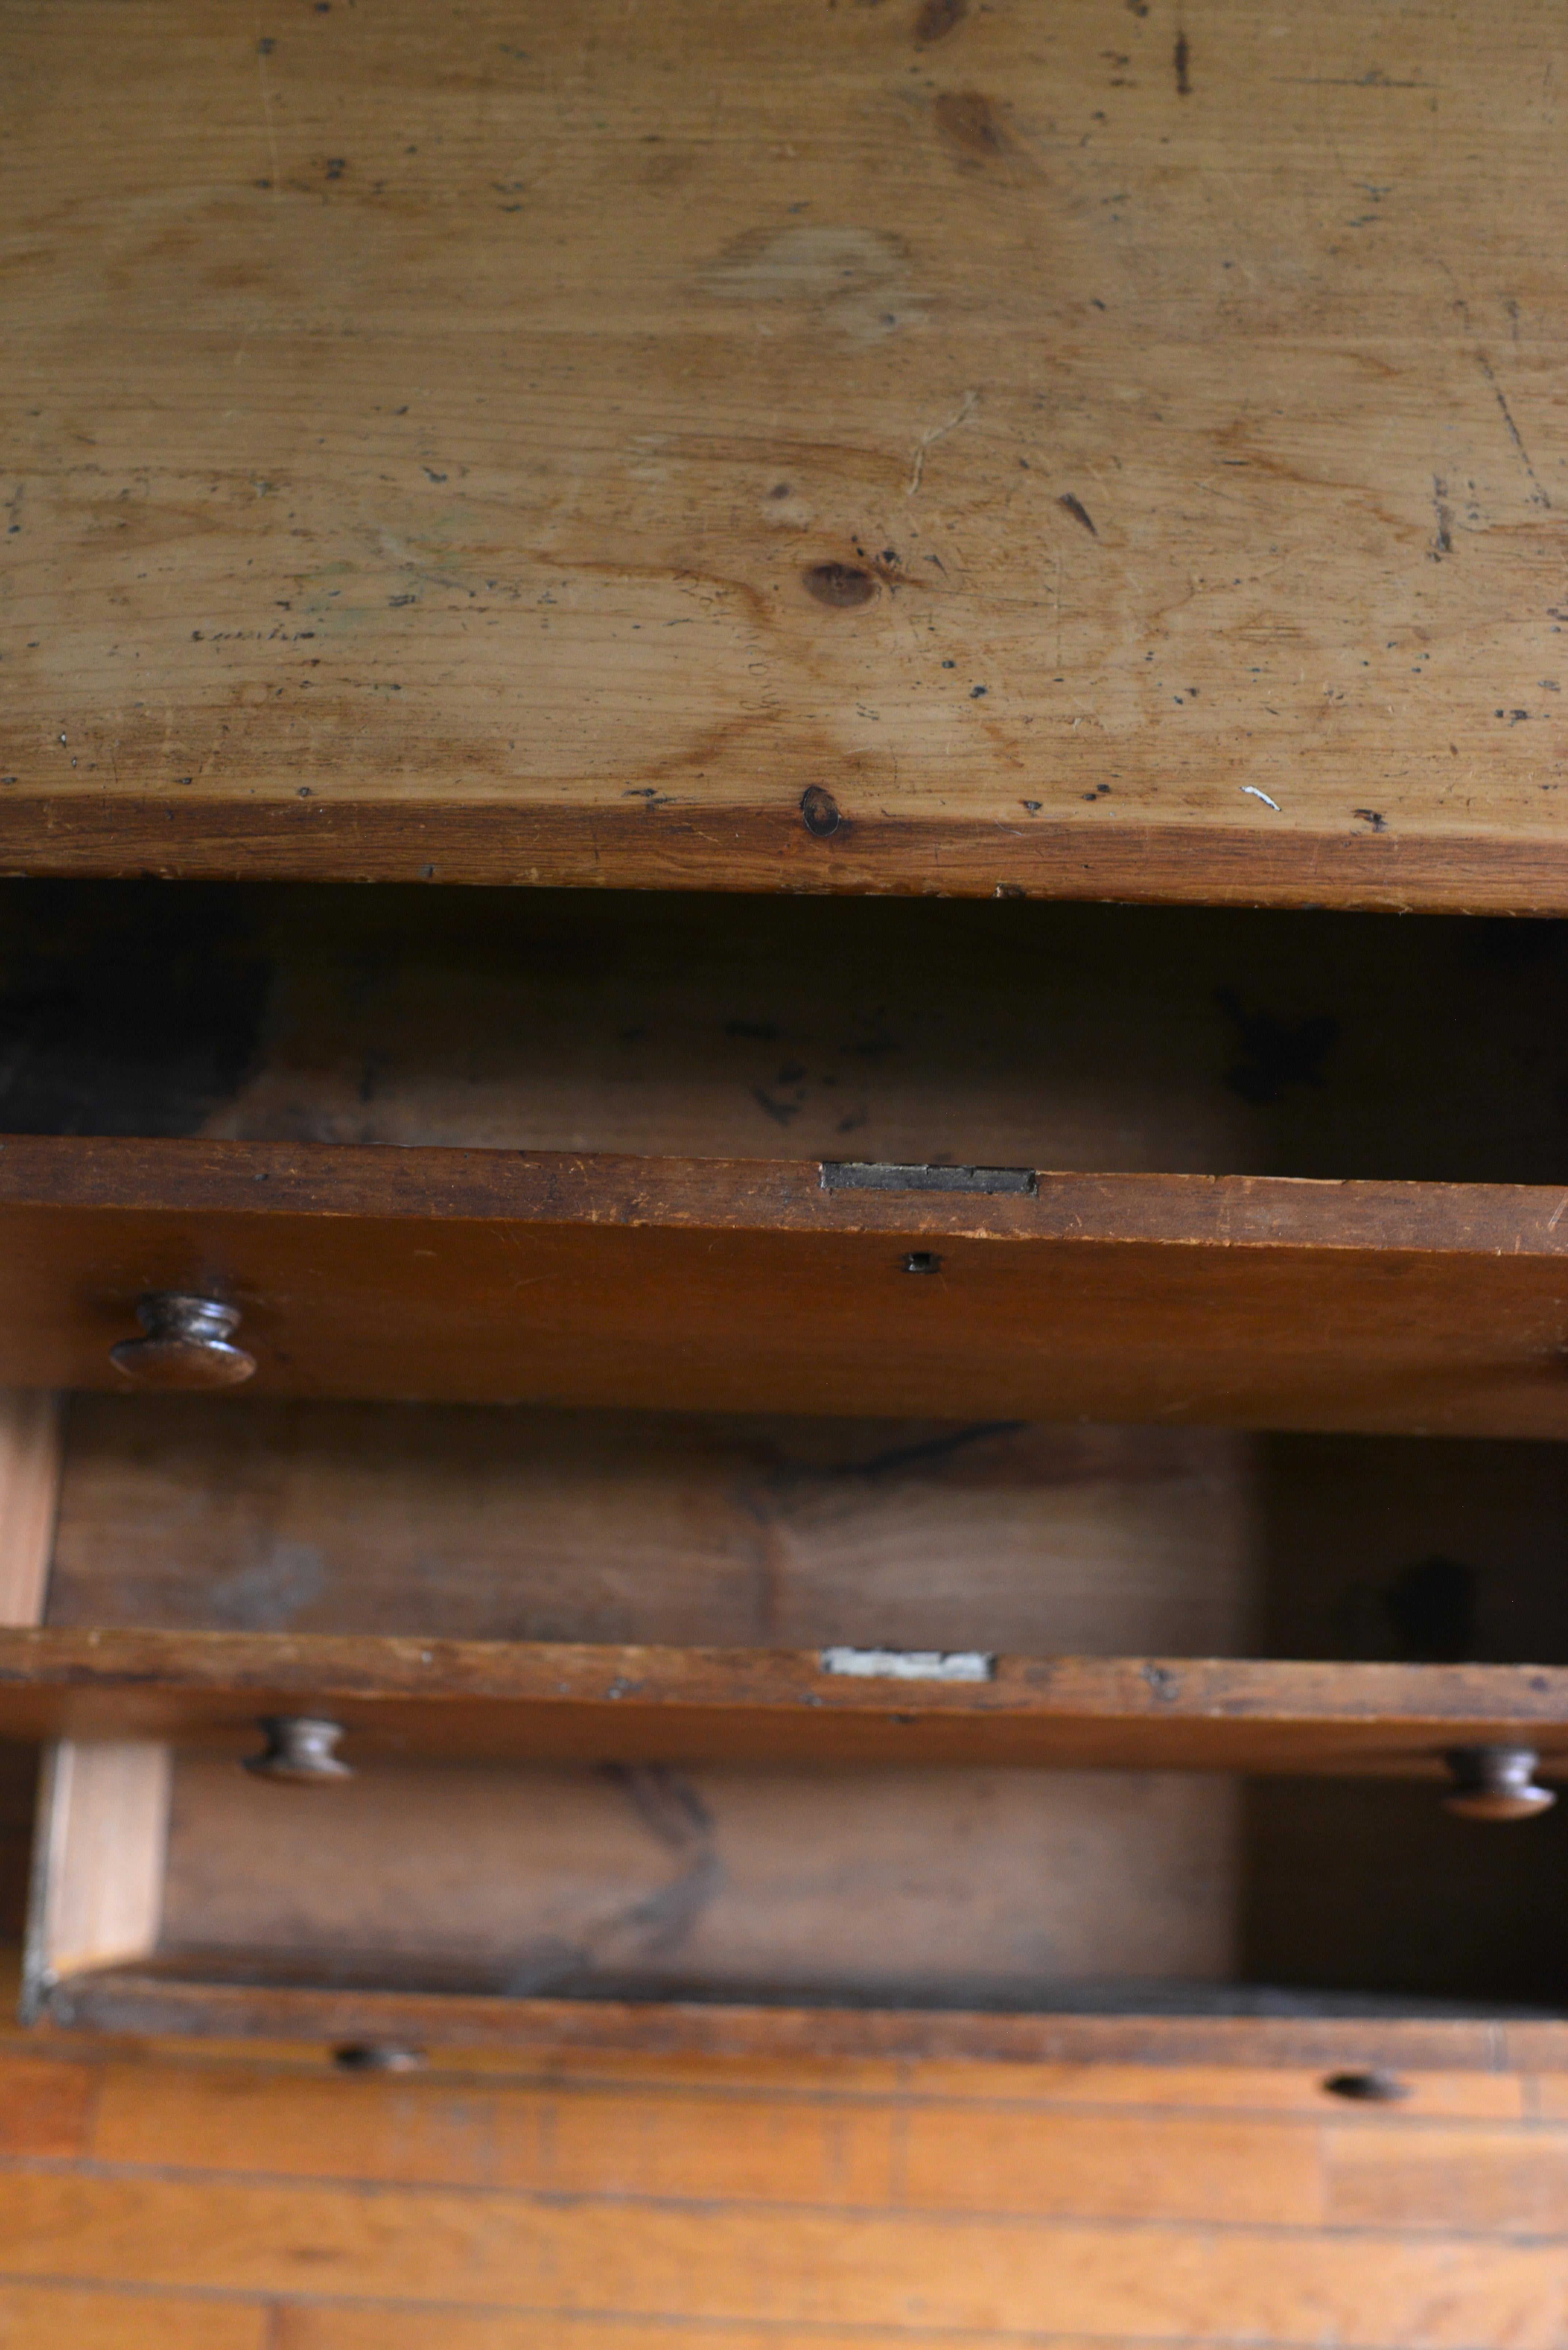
110, 1294, 256, 1390
244, 1716, 353, 1785
1443, 1745, 1556, 1821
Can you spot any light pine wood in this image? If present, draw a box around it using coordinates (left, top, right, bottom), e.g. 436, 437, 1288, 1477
24, 1742, 170, 2005
0, 1392, 62, 1628
3, 1, 1568, 907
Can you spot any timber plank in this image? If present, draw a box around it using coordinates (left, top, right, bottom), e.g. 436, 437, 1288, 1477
274, 2320, 1172, 2350
90, 2062, 898, 2207
46, 1979, 1568, 2075
1326, 2123, 1568, 2235
896, 2105, 1321, 2225
896, 2061, 1530, 2120
0, 2173, 1558, 2343
2, 1631, 1567, 1774
4, 0, 1568, 907
0, 1140, 1567, 1430
88, 2059, 1318, 2224
0, 2049, 95, 2156
0, 2285, 268, 2350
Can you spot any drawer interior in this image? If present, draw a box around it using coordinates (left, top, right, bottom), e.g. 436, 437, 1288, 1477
44, 1397, 1568, 1668
1, 878, 1566, 1182
23, 1394, 1568, 2033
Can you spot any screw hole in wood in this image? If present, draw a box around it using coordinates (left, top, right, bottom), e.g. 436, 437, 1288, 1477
1321, 2070, 1411, 2104
333, 2044, 425, 2074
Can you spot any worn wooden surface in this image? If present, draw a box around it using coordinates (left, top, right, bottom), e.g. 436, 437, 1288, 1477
41, 1393, 1568, 1662
4, 1631, 1568, 1776
48, 1403, 1255, 1653
45, 1966, 1568, 2078
150, 1746, 1235, 1995
1, 1137, 1568, 1429
4, 1, 1568, 906
3, 2019, 1568, 2350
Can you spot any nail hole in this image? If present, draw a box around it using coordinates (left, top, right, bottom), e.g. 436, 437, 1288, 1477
803, 562, 877, 608
1321, 2069, 1411, 2103
334, 2044, 425, 2074
903, 1251, 942, 1275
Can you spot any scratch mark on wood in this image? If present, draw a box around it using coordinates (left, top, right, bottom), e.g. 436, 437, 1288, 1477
253, 15, 282, 193
908, 390, 979, 495
1477, 352, 1551, 508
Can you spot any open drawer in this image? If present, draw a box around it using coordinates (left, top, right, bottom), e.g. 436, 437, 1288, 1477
13, 1390, 1568, 2065
2, 882, 1568, 1431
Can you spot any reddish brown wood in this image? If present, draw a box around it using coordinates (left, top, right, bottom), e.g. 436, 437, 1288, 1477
0, 1139, 1566, 1431
1, 1630, 1566, 1774
40, 1967, 1568, 2072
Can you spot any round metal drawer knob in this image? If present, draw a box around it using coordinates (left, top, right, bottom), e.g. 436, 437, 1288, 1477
244, 1717, 353, 1785
1443, 1745, 1556, 1822
110, 1294, 256, 1390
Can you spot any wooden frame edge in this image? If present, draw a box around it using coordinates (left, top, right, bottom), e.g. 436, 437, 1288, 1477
21, 1740, 172, 2024
38, 1969, 1568, 2072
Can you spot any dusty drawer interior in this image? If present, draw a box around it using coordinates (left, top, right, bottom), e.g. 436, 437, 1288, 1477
4, 880, 1568, 1182
19, 1394, 1568, 2049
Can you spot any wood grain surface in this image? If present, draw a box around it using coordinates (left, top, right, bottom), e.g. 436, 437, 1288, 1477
2, 1137, 1568, 1430
5, 2018, 1568, 2349
3, 1630, 1568, 1774
4, 1, 1568, 905
48, 1403, 1256, 1656
41, 1970, 1568, 2078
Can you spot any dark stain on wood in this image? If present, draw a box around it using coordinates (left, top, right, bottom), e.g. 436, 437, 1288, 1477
800, 785, 843, 837
1059, 492, 1098, 538
1175, 29, 1191, 92
934, 90, 1008, 157
914, 0, 967, 43
802, 562, 877, 609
